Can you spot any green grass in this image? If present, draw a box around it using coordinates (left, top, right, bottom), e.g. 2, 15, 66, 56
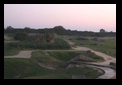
48, 51, 104, 62
4, 38, 71, 50
70, 38, 116, 57
4, 43, 20, 56
4, 58, 103, 79
31, 50, 104, 63
23, 67, 102, 79
4, 58, 52, 79
4, 51, 103, 79
48, 51, 82, 62
82, 51, 104, 61
31, 51, 62, 67
4, 50, 20, 56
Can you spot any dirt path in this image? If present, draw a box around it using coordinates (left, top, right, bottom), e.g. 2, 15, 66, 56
72, 46, 116, 65
4, 39, 116, 79
4, 50, 33, 58
86, 65, 116, 79
97, 67, 116, 79
65, 39, 116, 64
65, 39, 116, 79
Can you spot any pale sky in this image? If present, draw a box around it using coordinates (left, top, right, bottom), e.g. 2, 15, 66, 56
4, 4, 116, 32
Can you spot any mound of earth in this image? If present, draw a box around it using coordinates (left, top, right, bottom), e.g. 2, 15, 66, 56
70, 54, 95, 62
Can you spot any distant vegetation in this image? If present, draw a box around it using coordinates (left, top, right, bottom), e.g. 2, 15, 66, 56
4, 26, 115, 57
4, 26, 116, 37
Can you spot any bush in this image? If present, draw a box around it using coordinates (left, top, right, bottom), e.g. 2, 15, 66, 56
109, 62, 116, 67
6, 39, 71, 50
86, 50, 92, 53
48, 51, 82, 62
14, 32, 28, 41
76, 37, 89, 40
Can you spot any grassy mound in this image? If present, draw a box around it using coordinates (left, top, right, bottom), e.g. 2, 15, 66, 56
4, 58, 102, 79
48, 51, 82, 62
4, 51, 104, 79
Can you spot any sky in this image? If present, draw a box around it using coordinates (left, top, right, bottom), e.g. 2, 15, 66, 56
4, 4, 116, 32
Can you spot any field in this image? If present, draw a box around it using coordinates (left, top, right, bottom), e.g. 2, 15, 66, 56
4, 34, 116, 79
60, 36, 116, 57
4, 43, 20, 56
4, 37, 71, 56
48, 51, 104, 62
4, 51, 104, 79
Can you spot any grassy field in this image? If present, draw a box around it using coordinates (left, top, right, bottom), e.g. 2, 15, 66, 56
4, 50, 20, 56
69, 37, 116, 57
48, 51, 82, 62
4, 58, 53, 79
4, 38, 71, 51
4, 58, 103, 79
59, 35, 116, 57
48, 51, 104, 62
23, 67, 102, 79
31, 51, 62, 68
4, 43, 20, 56
4, 51, 104, 79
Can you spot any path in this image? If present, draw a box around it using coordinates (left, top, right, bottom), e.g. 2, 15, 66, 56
72, 46, 116, 65
4, 39, 116, 79
86, 65, 116, 79
4, 50, 33, 58
65, 39, 116, 79
65, 39, 116, 64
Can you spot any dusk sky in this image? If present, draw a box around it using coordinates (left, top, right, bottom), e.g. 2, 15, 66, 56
4, 4, 116, 32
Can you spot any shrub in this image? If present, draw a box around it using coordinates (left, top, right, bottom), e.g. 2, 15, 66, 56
109, 62, 116, 67
14, 32, 28, 41
6, 39, 71, 50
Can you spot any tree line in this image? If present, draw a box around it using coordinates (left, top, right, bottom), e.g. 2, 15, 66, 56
4, 26, 116, 37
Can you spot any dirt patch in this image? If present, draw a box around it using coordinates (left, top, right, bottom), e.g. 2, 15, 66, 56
4, 50, 33, 58
38, 63, 56, 70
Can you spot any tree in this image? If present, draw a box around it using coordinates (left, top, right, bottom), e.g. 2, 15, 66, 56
6, 26, 14, 30
24, 27, 31, 32
86, 50, 95, 56
24, 27, 30, 29
53, 26, 65, 30
100, 29, 105, 33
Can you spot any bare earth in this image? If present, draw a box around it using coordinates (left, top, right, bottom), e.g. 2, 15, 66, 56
4, 51, 33, 58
